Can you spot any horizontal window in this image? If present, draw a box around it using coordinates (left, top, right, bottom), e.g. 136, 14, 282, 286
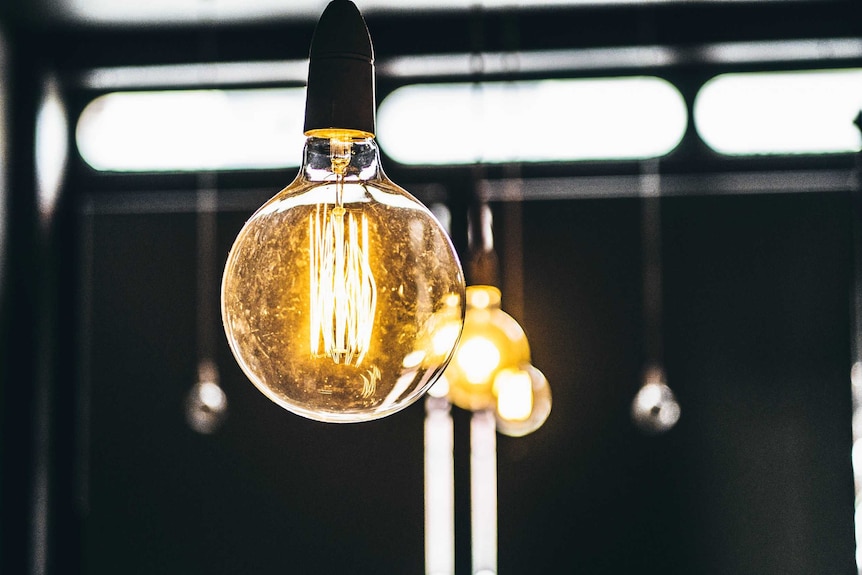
76, 88, 307, 172
376, 77, 688, 165
694, 68, 862, 156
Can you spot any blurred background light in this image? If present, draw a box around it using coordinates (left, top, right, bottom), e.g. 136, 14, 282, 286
76, 88, 306, 172
35, 77, 68, 222
694, 68, 862, 155
377, 77, 688, 165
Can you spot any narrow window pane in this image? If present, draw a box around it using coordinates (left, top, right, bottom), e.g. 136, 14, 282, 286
694, 69, 862, 155
76, 88, 307, 172
377, 77, 687, 165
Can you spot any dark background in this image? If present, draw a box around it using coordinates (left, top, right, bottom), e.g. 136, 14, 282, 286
0, 1, 860, 574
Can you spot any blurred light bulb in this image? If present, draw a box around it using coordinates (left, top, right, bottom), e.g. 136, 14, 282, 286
631, 365, 680, 434
458, 337, 501, 384
442, 285, 552, 435
444, 286, 529, 412
494, 364, 552, 437
186, 360, 228, 434
495, 368, 532, 421
221, 1, 465, 423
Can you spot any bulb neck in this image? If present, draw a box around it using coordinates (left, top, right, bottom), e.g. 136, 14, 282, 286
300, 134, 383, 183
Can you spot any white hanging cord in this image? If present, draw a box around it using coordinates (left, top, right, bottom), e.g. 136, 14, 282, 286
471, 409, 498, 575
425, 394, 455, 575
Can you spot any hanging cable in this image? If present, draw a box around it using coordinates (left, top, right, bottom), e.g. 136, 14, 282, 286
186, 174, 228, 434
849, 111, 862, 574
631, 158, 680, 434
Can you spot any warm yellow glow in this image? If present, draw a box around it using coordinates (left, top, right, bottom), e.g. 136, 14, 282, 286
443, 286, 530, 411
308, 137, 378, 366
468, 288, 490, 309
221, 134, 465, 423
432, 323, 462, 357
457, 336, 501, 385
494, 363, 551, 437
466, 285, 500, 309
442, 286, 552, 434
308, 204, 377, 366
494, 368, 533, 422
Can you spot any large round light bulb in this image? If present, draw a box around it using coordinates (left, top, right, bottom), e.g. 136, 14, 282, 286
222, 133, 464, 422
221, 1, 465, 423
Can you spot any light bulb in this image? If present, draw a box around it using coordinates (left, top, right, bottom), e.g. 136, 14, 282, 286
444, 286, 530, 412
221, 0, 465, 423
186, 360, 228, 434
493, 364, 552, 437
495, 368, 533, 421
631, 365, 680, 434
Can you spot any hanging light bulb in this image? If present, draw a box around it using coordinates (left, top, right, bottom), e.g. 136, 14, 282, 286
441, 285, 551, 436
493, 364, 552, 438
186, 360, 228, 434
221, 0, 465, 423
444, 286, 529, 411
631, 365, 680, 434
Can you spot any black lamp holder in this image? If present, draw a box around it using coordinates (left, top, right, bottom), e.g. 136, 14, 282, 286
303, 0, 376, 136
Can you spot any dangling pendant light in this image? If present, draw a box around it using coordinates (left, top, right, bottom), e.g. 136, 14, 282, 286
221, 0, 466, 423
187, 183, 228, 434
631, 160, 680, 434
631, 364, 680, 434
441, 190, 551, 436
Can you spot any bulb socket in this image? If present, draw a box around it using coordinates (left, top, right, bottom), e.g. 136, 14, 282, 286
303, 0, 376, 136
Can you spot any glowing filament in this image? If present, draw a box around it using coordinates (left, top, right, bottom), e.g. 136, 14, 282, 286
309, 203, 377, 366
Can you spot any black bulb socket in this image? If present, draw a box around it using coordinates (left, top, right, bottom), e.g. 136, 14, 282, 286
303, 0, 376, 137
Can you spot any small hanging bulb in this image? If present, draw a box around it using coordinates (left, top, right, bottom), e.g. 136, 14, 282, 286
221, 0, 465, 423
631, 364, 680, 434
444, 286, 529, 412
186, 360, 228, 434
493, 363, 552, 437
441, 285, 552, 435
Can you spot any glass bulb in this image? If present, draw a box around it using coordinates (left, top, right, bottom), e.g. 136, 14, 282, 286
494, 364, 552, 437
631, 365, 680, 434
222, 131, 465, 423
186, 360, 228, 434
444, 285, 531, 412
